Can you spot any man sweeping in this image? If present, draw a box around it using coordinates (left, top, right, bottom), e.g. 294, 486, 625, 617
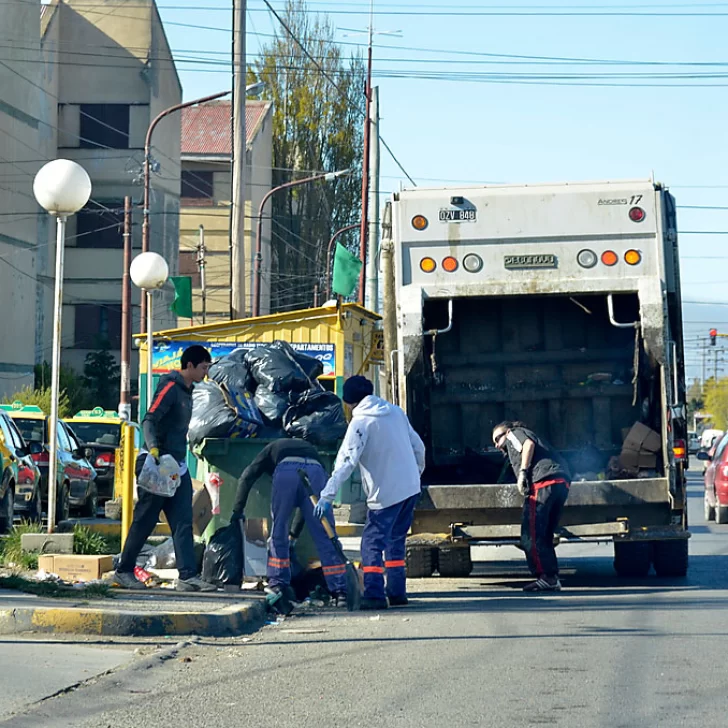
314, 376, 426, 610
231, 438, 348, 608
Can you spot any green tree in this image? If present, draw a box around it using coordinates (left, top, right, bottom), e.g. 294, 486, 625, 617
249, 0, 365, 312
704, 378, 728, 430
82, 342, 120, 411
34, 362, 89, 415
687, 378, 704, 420
3, 386, 71, 418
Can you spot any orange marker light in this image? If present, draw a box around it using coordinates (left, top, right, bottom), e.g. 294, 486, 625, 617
601, 250, 618, 266
420, 257, 436, 273
624, 249, 642, 265
412, 215, 428, 231
442, 256, 458, 272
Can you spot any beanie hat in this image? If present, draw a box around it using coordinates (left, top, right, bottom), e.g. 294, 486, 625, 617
342, 375, 374, 405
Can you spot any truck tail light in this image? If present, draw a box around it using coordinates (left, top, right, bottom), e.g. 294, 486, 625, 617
442, 256, 458, 272
673, 439, 687, 462
624, 249, 642, 265
601, 250, 618, 266
463, 253, 483, 273
577, 249, 597, 268
420, 257, 436, 273
412, 215, 428, 231
629, 207, 646, 223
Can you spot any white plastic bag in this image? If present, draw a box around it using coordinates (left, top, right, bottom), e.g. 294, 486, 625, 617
137, 453, 181, 498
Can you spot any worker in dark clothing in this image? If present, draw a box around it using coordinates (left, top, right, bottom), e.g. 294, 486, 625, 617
493, 421, 571, 592
231, 438, 348, 607
114, 345, 216, 592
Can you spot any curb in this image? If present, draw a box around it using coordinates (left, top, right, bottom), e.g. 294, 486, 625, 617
335, 523, 364, 537
0, 599, 267, 638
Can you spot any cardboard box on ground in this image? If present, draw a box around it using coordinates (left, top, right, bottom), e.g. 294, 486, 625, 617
38, 555, 114, 582
619, 422, 661, 475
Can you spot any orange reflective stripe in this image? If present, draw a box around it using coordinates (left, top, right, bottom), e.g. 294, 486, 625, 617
384, 560, 406, 568
322, 565, 346, 575
267, 557, 290, 567
149, 381, 175, 413
362, 566, 384, 574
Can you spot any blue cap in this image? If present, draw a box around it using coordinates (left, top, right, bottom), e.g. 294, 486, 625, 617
342, 376, 374, 405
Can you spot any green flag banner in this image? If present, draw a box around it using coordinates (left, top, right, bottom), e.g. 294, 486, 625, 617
170, 276, 194, 318
332, 243, 362, 298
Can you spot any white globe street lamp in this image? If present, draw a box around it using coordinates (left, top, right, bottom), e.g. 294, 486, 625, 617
33, 160, 92, 533
130, 252, 169, 411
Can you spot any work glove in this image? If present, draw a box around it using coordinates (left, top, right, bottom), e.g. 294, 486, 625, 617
313, 500, 332, 521
148, 447, 160, 464
517, 469, 532, 497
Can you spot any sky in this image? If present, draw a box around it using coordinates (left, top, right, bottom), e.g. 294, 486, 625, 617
152, 0, 728, 380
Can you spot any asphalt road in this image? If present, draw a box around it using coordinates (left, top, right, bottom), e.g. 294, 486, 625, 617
5, 469, 728, 728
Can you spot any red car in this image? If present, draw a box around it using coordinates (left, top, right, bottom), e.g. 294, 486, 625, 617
700, 432, 728, 523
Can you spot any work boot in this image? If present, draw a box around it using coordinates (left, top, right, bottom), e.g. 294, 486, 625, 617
176, 576, 217, 592
113, 571, 147, 590
331, 592, 348, 608
265, 585, 294, 615
387, 595, 409, 607
523, 576, 561, 593
360, 597, 388, 611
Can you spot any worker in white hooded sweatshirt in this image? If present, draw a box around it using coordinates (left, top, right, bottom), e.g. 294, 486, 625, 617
313, 376, 426, 610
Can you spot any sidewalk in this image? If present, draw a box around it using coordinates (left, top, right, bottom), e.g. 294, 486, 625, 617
0, 587, 266, 638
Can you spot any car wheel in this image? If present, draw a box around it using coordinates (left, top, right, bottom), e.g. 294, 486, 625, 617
82, 483, 99, 518
705, 496, 716, 522
652, 539, 689, 578
716, 504, 728, 525
55, 482, 70, 526
613, 541, 652, 577
0, 484, 14, 534
31, 489, 43, 525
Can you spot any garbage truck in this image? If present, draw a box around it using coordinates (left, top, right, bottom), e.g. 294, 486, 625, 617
386, 179, 689, 578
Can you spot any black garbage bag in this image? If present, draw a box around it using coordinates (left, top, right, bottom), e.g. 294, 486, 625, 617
245, 341, 312, 393
209, 353, 255, 394
201, 521, 244, 587
254, 386, 291, 427
189, 381, 262, 449
283, 389, 348, 447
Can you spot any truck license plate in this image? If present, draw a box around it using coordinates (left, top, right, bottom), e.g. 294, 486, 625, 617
439, 208, 476, 223
503, 254, 557, 269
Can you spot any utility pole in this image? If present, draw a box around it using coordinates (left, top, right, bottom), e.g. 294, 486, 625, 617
358, 0, 374, 304
366, 85, 380, 312
380, 203, 396, 402
197, 225, 207, 324
119, 196, 132, 421
230, 0, 247, 319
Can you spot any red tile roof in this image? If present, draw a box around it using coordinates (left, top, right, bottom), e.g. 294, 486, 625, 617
181, 100, 271, 156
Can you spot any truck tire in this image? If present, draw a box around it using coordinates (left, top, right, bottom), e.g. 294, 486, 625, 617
613, 541, 652, 577
717, 505, 728, 525
437, 545, 473, 578
652, 539, 688, 578
405, 544, 437, 578
705, 497, 716, 522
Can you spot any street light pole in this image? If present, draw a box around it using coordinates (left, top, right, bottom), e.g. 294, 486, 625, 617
252, 169, 351, 317
33, 160, 92, 533
119, 196, 132, 421
141, 90, 230, 331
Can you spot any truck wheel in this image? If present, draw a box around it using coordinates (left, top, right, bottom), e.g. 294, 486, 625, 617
613, 541, 652, 577
705, 497, 716, 522
717, 505, 728, 525
652, 539, 688, 578
405, 545, 437, 578
437, 545, 473, 578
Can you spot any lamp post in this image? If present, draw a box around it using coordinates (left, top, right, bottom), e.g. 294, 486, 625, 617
33, 159, 92, 533
252, 169, 351, 317
130, 252, 169, 412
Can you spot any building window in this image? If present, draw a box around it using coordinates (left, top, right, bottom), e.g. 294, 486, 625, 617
179, 251, 201, 288
79, 104, 130, 149
74, 304, 122, 349
75, 202, 123, 248
181, 170, 214, 200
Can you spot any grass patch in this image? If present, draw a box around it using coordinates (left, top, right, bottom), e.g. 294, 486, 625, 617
0, 574, 112, 599
0, 521, 44, 570
72, 524, 111, 555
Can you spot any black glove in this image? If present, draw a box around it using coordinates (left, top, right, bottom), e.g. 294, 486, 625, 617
517, 469, 532, 497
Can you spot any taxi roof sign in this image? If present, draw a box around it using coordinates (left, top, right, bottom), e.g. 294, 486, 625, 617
0, 402, 44, 414
72, 407, 119, 419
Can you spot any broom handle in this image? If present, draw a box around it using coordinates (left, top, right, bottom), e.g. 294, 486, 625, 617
298, 470, 337, 539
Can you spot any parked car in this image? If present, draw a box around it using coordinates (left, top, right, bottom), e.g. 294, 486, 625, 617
688, 431, 700, 455
0, 410, 43, 531
0, 404, 98, 523
699, 431, 728, 523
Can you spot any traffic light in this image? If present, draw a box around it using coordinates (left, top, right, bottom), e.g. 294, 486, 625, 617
710, 328, 718, 346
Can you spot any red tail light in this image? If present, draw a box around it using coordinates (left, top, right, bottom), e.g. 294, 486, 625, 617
673, 439, 687, 462
95, 452, 113, 467
32, 451, 49, 464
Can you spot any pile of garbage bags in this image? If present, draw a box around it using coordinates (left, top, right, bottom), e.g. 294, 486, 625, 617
189, 340, 347, 449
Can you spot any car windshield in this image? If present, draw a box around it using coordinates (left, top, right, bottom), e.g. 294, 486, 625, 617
14, 417, 47, 445
70, 422, 120, 447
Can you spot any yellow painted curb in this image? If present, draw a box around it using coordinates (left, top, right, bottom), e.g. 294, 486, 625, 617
334, 523, 364, 537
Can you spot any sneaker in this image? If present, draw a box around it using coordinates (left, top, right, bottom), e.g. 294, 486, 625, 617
331, 592, 348, 608
388, 595, 409, 607
113, 571, 147, 590
360, 597, 388, 611
176, 576, 217, 592
523, 576, 562, 593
